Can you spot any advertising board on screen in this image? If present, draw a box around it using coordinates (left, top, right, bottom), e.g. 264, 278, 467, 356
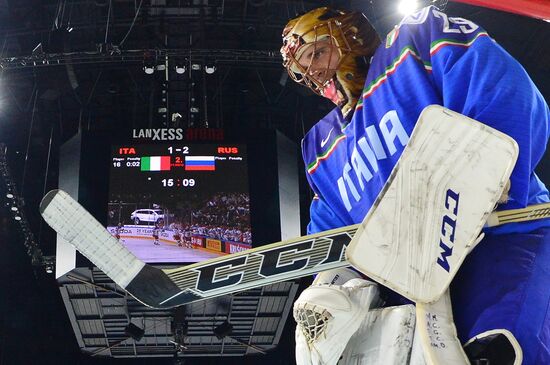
107, 143, 252, 264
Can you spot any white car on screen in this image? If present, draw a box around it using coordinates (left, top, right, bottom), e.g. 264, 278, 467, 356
130, 209, 166, 225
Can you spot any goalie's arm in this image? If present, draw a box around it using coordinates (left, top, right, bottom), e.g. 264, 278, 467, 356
421, 8, 549, 209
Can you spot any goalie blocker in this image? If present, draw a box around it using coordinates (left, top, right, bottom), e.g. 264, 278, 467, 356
346, 105, 518, 303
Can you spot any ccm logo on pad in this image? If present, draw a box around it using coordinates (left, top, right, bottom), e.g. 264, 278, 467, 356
437, 189, 460, 272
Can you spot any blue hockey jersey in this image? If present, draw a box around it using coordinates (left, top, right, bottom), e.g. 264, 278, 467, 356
303, 6, 550, 235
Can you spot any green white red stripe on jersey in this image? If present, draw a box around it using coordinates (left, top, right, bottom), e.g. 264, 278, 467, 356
430, 31, 489, 56
307, 134, 347, 174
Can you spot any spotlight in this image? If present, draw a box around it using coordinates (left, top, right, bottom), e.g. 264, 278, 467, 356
190, 107, 199, 113
175, 65, 186, 74
398, 0, 419, 15
205, 64, 216, 74
143, 65, 155, 74
191, 63, 201, 71
10, 206, 18, 211
14, 215, 21, 221
45, 265, 54, 274
6, 193, 13, 199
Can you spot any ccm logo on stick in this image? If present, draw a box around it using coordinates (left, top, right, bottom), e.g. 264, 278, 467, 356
437, 189, 460, 272
193, 232, 351, 292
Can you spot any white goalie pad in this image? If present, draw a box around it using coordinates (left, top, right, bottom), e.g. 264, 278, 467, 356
416, 290, 469, 364
338, 305, 417, 365
346, 105, 519, 303
409, 322, 427, 365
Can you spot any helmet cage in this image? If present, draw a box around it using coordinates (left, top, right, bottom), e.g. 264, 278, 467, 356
281, 19, 353, 96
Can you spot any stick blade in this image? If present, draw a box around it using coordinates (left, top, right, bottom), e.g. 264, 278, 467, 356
40, 189, 146, 290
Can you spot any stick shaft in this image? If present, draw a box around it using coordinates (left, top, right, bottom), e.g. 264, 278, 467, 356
486, 202, 550, 227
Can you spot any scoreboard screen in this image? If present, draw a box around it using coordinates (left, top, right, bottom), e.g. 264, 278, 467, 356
107, 143, 252, 264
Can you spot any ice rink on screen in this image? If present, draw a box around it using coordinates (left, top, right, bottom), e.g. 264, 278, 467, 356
118, 236, 222, 263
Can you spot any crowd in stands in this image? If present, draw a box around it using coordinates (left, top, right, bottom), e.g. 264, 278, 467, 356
192, 193, 249, 225
109, 192, 252, 244
171, 193, 252, 244
168, 224, 252, 244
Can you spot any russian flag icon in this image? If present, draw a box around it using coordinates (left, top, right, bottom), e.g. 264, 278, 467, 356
185, 156, 215, 171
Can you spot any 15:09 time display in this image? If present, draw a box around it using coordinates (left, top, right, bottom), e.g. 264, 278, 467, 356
161, 178, 196, 187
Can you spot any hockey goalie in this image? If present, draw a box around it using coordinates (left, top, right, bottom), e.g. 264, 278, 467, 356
281, 5, 550, 365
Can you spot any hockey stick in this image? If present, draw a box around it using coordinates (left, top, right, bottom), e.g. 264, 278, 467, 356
40, 189, 550, 309
485, 202, 550, 226
40, 190, 357, 308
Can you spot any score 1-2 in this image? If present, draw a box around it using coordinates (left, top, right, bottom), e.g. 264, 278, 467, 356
168, 146, 189, 154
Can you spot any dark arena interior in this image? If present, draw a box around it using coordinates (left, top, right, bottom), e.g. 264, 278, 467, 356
0, 0, 548, 364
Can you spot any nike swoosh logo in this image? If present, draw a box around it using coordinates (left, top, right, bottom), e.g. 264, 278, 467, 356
320, 128, 334, 148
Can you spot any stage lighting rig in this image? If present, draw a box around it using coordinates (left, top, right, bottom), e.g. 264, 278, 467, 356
0, 144, 44, 267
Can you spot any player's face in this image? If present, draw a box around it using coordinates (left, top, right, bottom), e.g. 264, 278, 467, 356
295, 40, 340, 85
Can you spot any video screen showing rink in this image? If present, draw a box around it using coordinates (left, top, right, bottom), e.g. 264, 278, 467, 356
107, 142, 252, 264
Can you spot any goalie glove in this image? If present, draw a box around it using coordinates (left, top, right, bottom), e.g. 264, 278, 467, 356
294, 276, 382, 365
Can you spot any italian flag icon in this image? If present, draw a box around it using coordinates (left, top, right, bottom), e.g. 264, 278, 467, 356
140, 156, 171, 171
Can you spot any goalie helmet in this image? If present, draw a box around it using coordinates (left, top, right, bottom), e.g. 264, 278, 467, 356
281, 7, 380, 117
